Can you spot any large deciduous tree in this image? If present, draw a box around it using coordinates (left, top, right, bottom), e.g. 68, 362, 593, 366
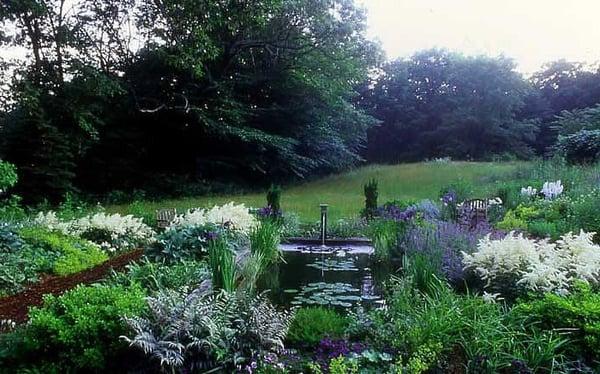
1, 0, 381, 200
363, 49, 537, 162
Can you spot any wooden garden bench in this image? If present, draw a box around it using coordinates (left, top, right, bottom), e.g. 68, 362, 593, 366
460, 199, 488, 228
156, 208, 177, 229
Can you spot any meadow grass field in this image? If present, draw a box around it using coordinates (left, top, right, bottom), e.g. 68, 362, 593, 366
109, 161, 524, 222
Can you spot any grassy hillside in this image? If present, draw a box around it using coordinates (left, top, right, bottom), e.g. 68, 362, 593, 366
108, 161, 523, 222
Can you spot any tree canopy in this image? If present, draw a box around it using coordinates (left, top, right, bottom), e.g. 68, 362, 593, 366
2, 1, 600, 202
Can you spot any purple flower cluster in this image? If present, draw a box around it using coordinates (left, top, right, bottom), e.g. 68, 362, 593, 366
315, 338, 366, 370
405, 221, 504, 284
205, 231, 220, 241
377, 204, 417, 222
257, 205, 282, 219
376, 199, 441, 223
441, 190, 458, 206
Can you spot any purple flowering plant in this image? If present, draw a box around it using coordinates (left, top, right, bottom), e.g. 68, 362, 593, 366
404, 220, 504, 285
314, 338, 367, 371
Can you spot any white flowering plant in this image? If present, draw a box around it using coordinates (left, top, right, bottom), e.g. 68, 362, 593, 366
463, 230, 600, 298
168, 202, 257, 234
520, 186, 538, 198
34, 211, 156, 253
541, 180, 564, 200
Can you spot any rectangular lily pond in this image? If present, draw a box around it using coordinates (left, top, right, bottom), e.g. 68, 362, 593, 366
261, 243, 393, 309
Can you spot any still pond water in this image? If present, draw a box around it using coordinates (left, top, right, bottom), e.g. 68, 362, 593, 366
262, 244, 396, 309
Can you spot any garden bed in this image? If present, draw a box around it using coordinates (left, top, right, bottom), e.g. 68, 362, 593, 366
0, 249, 142, 323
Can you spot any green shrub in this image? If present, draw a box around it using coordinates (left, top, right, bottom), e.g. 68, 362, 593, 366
363, 178, 378, 219
266, 184, 282, 213
512, 282, 600, 363
286, 307, 348, 347
496, 204, 539, 231
126, 200, 157, 227
0, 160, 25, 222
569, 191, 600, 242
19, 227, 107, 275
555, 129, 600, 164
0, 284, 146, 371
0, 159, 18, 192
526, 220, 560, 240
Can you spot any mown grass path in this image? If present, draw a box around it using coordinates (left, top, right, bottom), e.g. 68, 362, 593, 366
109, 162, 523, 222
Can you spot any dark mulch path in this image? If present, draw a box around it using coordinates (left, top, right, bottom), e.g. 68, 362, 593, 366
0, 249, 143, 323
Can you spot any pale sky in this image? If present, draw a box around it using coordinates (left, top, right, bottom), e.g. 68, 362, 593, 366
3, 1, 600, 76
358, 0, 600, 74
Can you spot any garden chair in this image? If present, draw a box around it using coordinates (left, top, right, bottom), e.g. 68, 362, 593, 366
459, 199, 488, 229
156, 208, 177, 229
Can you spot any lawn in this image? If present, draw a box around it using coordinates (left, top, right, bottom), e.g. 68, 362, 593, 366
108, 161, 523, 222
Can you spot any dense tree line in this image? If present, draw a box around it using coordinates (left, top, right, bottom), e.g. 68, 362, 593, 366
0, 0, 379, 202
361, 51, 600, 162
1, 1, 600, 202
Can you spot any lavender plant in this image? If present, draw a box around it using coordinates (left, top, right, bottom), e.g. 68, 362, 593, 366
404, 221, 502, 286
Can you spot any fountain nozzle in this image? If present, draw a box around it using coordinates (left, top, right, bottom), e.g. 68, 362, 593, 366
320, 204, 328, 247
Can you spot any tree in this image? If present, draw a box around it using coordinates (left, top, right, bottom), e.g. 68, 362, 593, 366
363, 49, 536, 162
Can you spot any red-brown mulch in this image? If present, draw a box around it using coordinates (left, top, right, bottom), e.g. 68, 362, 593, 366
0, 249, 143, 323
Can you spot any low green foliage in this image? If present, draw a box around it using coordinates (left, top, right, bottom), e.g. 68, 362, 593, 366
368, 219, 401, 262
287, 307, 348, 347
145, 223, 216, 263
299, 218, 369, 239
122, 288, 294, 372
0, 284, 146, 372
52, 244, 108, 276
512, 282, 600, 362
19, 226, 107, 276
369, 277, 565, 372
109, 258, 210, 292
329, 356, 359, 374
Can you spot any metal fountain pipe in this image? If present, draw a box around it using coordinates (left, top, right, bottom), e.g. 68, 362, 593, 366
320, 204, 328, 246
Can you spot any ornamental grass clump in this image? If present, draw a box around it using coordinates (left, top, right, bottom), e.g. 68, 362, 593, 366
249, 220, 282, 266
208, 235, 237, 292
463, 230, 600, 297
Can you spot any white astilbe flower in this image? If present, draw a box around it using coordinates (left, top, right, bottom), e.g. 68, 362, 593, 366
34, 211, 71, 233
463, 230, 600, 298
520, 186, 538, 198
34, 211, 156, 253
541, 180, 564, 200
169, 202, 257, 234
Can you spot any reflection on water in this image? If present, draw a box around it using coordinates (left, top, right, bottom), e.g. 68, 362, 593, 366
262, 244, 395, 309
